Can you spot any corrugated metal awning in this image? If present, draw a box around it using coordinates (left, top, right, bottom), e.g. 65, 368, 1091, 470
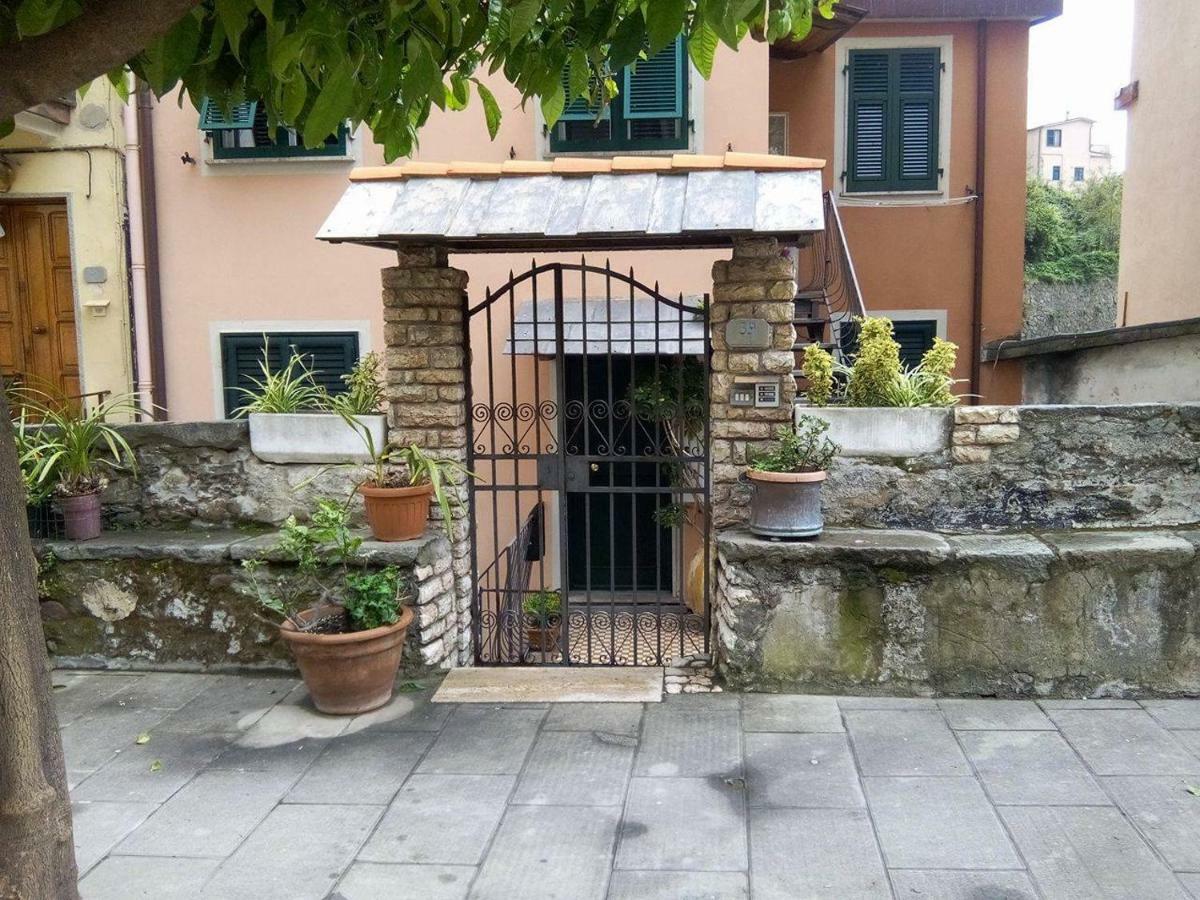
317, 152, 825, 252
503, 296, 706, 355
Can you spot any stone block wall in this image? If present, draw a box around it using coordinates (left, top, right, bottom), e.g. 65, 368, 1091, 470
716, 527, 1200, 697
381, 247, 473, 667
709, 237, 798, 529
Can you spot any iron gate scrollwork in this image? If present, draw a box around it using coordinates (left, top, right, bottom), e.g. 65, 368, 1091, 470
465, 261, 711, 666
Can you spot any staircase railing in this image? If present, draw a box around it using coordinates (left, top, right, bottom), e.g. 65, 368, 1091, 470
802, 191, 866, 330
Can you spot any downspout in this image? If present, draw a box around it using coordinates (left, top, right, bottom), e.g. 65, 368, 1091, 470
121, 82, 167, 419
968, 19, 988, 404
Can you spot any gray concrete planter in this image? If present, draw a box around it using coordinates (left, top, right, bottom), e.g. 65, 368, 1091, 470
746, 469, 826, 539
800, 406, 951, 457
248, 412, 386, 464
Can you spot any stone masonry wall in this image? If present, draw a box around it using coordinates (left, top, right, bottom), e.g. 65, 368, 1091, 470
381, 247, 473, 667
709, 238, 798, 529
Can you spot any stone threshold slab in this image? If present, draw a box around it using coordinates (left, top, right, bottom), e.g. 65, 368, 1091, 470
432, 667, 663, 704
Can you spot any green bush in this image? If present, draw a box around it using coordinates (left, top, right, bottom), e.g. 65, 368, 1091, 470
845, 317, 901, 407
801, 343, 834, 407
750, 418, 840, 474
522, 590, 562, 622
1025, 174, 1122, 284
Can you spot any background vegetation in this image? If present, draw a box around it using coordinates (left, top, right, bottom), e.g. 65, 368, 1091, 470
1024, 173, 1123, 284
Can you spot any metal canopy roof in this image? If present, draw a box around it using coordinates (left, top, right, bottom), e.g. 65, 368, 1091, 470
504, 296, 706, 356
316, 152, 826, 252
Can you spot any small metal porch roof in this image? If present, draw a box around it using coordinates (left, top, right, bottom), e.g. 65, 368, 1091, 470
316, 152, 826, 253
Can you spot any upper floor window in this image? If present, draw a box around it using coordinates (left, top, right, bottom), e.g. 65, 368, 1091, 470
1073, 166, 1085, 182
549, 38, 689, 154
199, 98, 348, 160
1051, 165, 1061, 181
844, 47, 941, 193
1046, 128, 1062, 147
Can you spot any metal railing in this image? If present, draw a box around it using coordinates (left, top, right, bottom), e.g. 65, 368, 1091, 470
797, 191, 867, 336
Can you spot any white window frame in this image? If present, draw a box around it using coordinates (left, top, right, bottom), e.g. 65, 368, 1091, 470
834, 308, 948, 353
208, 319, 373, 417
199, 123, 364, 176
833, 34, 954, 201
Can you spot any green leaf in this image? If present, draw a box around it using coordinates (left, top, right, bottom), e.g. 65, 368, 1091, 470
214, 0, 256, 58
540, 80, 565, 128
608, 13, 646, 70
645, 0, 687, 54
1187, 784, 1200, 797
567, 50, 590, 102
135, 732, 151, 745
15, 0, 66, 37
508, 0, 540, 47
475, 80, 502, 139
141, 13, 202, 93
254, 0, 274, 20
687, 22, 719, 79
303, 65, 353, 147
149, 760, 163, 773
281, 74, 307, 122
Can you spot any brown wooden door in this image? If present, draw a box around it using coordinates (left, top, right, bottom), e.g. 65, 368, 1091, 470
0, 201, 79, 398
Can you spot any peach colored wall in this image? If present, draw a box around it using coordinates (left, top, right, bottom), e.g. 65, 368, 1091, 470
152, 42, 767, 421
769, 20, 1027, 403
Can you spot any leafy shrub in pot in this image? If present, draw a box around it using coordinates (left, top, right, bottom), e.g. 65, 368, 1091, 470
745, 417, 840, 540
522, 590, 562, 653
242, 499, 413, 714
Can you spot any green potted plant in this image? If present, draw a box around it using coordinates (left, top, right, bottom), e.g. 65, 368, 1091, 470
15, 390, 139, 541
746, 417, 840, 540
354, 430, 471, 542
242, 499, 413, 714
522, 589, 562, 653
11, 398, 64, 538
238, 348, 388, 464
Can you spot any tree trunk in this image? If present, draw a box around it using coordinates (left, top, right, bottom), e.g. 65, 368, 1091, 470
0, 385, 78, 900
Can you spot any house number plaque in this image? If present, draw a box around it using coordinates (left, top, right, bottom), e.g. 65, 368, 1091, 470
725, 317, 772, 350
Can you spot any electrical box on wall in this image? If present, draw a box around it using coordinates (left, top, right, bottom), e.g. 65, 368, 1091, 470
730, 377, 781, 408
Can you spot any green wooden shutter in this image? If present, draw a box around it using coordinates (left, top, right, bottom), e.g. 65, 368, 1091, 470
623, 38, 684, 120
846, 48, 940, 193
560, 67, 608, 122
219, 332, 359, 417
199, 97, 257, 131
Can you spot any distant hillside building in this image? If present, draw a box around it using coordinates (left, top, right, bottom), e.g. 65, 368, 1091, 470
1026, 117, 1113, 187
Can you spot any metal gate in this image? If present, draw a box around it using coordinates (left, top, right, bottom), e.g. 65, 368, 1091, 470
465, 261, 710, 666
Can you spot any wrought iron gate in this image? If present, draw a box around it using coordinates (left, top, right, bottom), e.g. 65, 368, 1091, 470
465, 261, 710, 666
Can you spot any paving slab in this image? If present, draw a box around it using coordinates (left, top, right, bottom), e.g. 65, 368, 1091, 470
201, 803, 381, 900
959, 730, 1110, 805
1038, 698, 1141, 709
616, 777, 747, 871
153, 675, 297, 735
605, 870, 749, 900
286, 730, 432, 805
511, 730, 635, 806
416, 706, 544, 774
60, 704, 176, 774
1000, 805, 1191, 899
635, 708, 741, 778
1178, 730, 1200, 757
97, 672, 217, 711
357, 774, 514, 865
113, 769, 296, 858
887, 870, 1039, 900
844, 710, 969, 776
54, 673, 143, 727
542, 702, 644, 736
659, 692, 740, 711
346, 689, 453, 733
742, 694, 843, 733
1103, 776, 1200, 870
433, 666, 662, 703
1143, 700, 1200, 731
79, 856, 221, 899
468, 805, 620, 900
1050, 709, 1200, 775
71, 800, 159, 875
72, 731, 231, 803
864, 777, 1021, 870
749, 807, 888, 900
744, 733, 864, 808
938, 699, 1053, 731
332, 862, 475, 900
836, 696, 936, 710
1181, 873, 1200, 899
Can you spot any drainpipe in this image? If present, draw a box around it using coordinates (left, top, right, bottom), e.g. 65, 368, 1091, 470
122, 82, 168, 419
968, 19, 988, 404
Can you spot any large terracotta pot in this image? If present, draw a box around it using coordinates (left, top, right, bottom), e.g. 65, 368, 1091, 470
745, 469, 827, 540
59, 491, 102, 541
359, 482, 432, 541
279, 604, 414, 715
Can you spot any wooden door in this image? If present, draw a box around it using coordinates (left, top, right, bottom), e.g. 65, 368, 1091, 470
0, 201, 79, 397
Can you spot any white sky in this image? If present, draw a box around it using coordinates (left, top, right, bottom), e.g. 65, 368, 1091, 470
1027, 0, 1134, 169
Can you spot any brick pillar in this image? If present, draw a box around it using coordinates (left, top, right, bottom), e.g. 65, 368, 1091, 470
709, 237, 798, 530
382, 246, 473, 667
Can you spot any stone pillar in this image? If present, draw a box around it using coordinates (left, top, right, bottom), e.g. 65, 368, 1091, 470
382, 246, 473, 667
709, 237, 798, 529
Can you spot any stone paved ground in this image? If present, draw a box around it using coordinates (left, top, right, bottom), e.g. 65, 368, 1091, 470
57, 670, 1200, 900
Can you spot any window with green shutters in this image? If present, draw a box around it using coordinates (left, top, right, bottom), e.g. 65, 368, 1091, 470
219, 332, 359, 417
838, 319, 939, 370
845, 48, 941, 193
549, 38, 689, 153
199, 98, 349, 160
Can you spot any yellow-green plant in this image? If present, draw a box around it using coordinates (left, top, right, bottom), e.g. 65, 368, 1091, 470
801, 343, 835, 407
918, 338, 958, 407
845, 316, 901, 407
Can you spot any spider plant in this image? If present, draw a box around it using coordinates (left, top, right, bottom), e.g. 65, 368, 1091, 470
234, 346, 329, 415
14, 389, 140, 496
327, 351, 384, 417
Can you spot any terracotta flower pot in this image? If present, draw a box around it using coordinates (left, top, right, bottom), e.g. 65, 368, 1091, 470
359, 482, 433, 541
59, 491, 103, 541
745, 469, 827, 540
525, 615, 563, 654
279, 604, 414, 715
